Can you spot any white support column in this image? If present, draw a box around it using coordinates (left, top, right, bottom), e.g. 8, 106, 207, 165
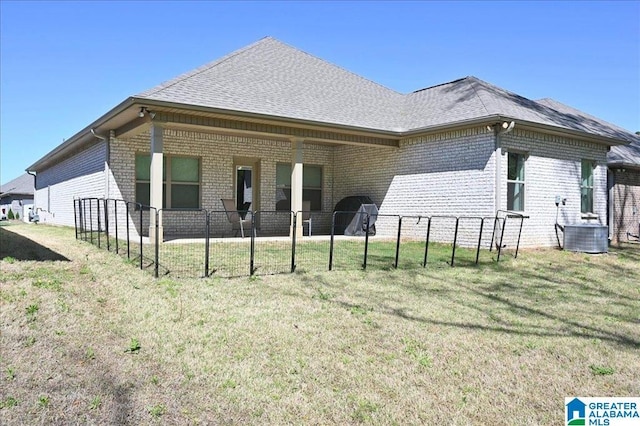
149, 123, 164, 242
291, 138, 304, 238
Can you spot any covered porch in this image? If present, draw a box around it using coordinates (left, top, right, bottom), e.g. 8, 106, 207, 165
105, 104, 399, 242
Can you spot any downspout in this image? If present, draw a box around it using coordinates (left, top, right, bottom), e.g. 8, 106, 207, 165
493, 126, 501, 214
91, 129, 109, 199
27, 170, 37, 215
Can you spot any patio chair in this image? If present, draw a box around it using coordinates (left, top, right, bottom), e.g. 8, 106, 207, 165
221, 199, 253, 238
302, 200, 312, 236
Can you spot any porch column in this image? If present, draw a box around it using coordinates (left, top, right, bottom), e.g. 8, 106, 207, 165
149, 123, 163, 242
290, 138, 304, 238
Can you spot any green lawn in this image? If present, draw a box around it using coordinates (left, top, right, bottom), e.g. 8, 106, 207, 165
79, 229, 508, 278
1, 222, 638, 425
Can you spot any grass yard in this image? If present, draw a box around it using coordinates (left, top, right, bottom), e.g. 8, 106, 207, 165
1, 222, 639, 425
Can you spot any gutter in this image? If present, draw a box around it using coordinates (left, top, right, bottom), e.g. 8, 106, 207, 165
27, 97, 136, 171
27, 96, 633, 172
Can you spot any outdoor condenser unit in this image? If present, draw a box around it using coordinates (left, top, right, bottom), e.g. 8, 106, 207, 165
563, 224, 608, 253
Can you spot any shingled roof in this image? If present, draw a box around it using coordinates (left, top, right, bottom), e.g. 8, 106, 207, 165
0, 173, 34, 197
609, 139, 640, 169
137, 37, 405, 132
136, 37, 638, 144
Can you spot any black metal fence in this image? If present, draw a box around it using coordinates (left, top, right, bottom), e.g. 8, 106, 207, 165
74, 198, 526, 278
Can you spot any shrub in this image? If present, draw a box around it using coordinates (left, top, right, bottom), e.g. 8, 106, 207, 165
7, 209, 14, 220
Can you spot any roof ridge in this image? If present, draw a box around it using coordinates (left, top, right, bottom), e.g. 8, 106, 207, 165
137, 36, 275, 98
273, 38, 403, 96
410, 77, 469, 94
465, 76, 491, 116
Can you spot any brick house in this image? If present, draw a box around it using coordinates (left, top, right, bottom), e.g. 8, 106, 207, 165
26, 37, 638, 246
0, 173, 34, 220
608, 139, 640, 243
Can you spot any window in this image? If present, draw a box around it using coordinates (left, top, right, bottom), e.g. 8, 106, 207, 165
507, 152, 525, 211
275, 163, 322, 211
581, 160, 594, 214
135, 154, 200, 208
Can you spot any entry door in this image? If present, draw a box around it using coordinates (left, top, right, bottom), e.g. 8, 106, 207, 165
235, 166, 253, 211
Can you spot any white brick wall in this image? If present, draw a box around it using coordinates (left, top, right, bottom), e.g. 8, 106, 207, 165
82, 124, 610, 248
34, 141, 107, 226
500, 129, 608, 247
334, 127, 497, 245
108, 129, 335, 237
333, 126, 610, 248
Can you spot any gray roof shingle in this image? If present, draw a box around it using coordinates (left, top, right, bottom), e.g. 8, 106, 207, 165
0, 173, 34, 196
138, 37, 405, 131
609, 139, 640, 168
136, 37, 638, 144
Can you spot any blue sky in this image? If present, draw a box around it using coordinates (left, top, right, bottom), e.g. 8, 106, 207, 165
1, 0, 638, 183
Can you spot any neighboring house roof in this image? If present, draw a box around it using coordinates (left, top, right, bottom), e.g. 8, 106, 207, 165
0, 173, 34, 198
609, 139, 640, 169
27, 37, 639, 172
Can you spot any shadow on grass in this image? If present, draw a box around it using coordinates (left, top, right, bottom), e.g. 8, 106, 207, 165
0, 227, 69, 262
303, 249, 640, 350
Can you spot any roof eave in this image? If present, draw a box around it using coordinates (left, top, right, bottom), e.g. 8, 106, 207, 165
136, 98, 402, 138
26, 97, 137, 172
399, 115, 504, 137
514, 119, 631, 147
401, 115, 631, 147
608, 161, 640, 170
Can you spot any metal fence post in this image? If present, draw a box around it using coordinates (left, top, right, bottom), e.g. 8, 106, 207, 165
394, 216, 402, 269
363, 214, 371, 270
329, 212, 336, 271
476, 218, 484, 265
249, 212, 256, 276
515, 216, 524, 259
450, 217, 459, 267
104, 199, 110, 252
114, 200, 119, 255
291, 211, 297, 273
97, 199, 102, 248
204, 211, 210, 277
154, 208, 159, 278
423, 217, 431, 268
497, 216, 508, 262
126, 202, 131, 260
89, 199, 94, 244
490, 216, 499, 252
139, 204, 143, 270
73, 199, 78, 240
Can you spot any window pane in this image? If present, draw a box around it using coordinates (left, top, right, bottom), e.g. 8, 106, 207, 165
136, 182, 150, 205
171, 157, 199, 183
507, 182, 524, 211
276, 188, 291, 211
171, 184, 199, 208
276, 163, 291, 187
135, 155, 151, 180
303, 166, 322, 187
581, 187, 593, 213
303, 189, 322, 211
508, 153, 524, 181
581, 160, 593, 187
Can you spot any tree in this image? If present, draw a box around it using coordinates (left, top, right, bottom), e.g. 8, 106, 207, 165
7, 209, 14, 220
